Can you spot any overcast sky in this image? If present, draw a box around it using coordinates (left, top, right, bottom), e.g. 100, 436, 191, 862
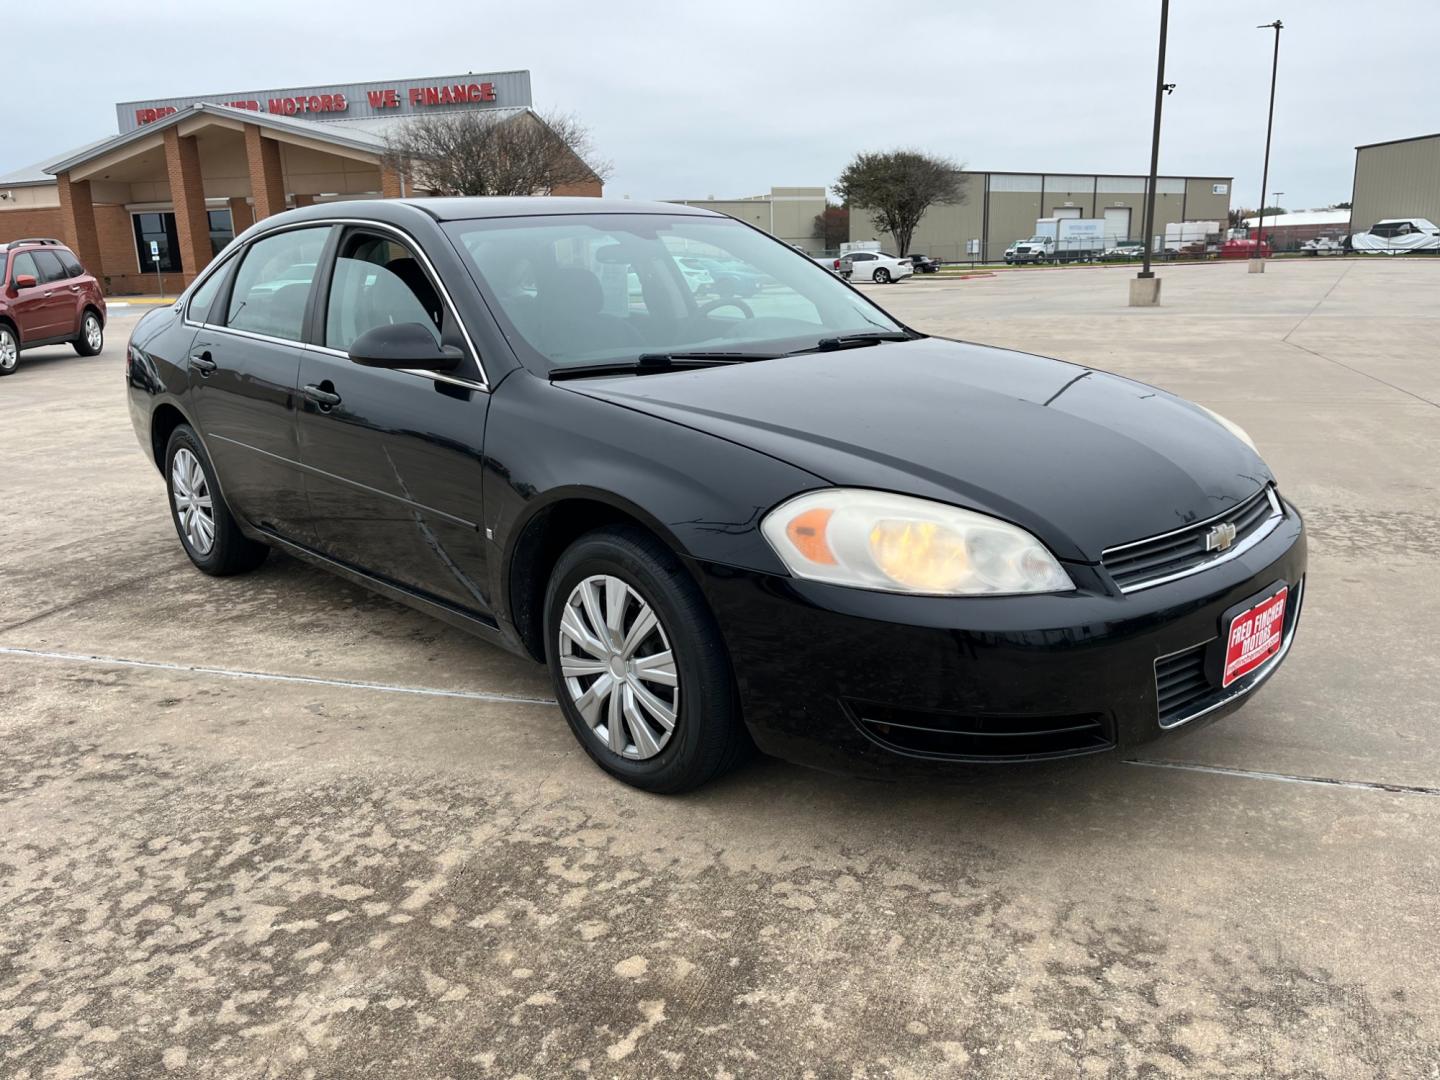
7, 0, 1436, 212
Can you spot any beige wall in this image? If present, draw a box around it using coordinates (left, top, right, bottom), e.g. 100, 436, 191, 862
1351, 136, 1440, 232
2, 183, 61, 209
847, 172, 1233, 262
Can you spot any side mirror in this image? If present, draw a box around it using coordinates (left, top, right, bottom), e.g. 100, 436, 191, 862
13, 274, 37, 290
347, 322, 463, 372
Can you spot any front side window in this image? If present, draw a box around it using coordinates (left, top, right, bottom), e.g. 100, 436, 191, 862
187, 262, 229, 324
325, 233, 444, 353
225, 227, 330, 342
133, 212, 181, 273
445, 213, 902, 369
11, 252, 40, 285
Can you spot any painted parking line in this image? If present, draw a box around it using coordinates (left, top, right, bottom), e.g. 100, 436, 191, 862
0, 645, 558, 706
1126, 758, 1440, 798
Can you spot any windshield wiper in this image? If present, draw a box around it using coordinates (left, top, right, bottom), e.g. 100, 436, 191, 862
796, 331, 920, 354
550, 351, 782, 381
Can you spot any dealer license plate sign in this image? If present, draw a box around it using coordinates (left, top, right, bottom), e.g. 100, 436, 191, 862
1222, 587, 1288, 687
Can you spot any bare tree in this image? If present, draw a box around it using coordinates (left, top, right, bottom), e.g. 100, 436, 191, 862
384, 110, 611, 197
834, 150, 966, 257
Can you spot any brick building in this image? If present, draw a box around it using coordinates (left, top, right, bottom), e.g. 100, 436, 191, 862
0, 71, 602, 294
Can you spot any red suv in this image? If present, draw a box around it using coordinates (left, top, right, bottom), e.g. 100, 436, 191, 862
0, 238, 107, 376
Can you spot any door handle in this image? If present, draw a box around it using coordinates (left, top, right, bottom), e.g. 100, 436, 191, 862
69, 285, 81, 292
302, 383, 342, 410
190, 351, 217, 375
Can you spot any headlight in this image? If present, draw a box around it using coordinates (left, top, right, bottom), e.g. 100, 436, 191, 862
760, 489, 1074, 596
1195, 404, 1258, 454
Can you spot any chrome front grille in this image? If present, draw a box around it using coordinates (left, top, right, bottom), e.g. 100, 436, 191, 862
1102, 487, 1282, 593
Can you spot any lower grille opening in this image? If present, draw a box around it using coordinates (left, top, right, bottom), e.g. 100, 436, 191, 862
846, 700, 1113, 761
1155, 642, 1214, 726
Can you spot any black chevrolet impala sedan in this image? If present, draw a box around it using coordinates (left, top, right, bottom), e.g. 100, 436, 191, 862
125, 198, 1305, 791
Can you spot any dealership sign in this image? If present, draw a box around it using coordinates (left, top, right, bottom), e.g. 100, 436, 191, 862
116, 70, 532, 132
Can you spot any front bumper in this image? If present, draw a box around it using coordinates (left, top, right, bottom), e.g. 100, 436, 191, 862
693, 501, 1307, 778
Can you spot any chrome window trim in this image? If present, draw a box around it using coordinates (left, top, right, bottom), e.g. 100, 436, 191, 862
182, 216, 489, 390
1105, 487, 1283, 595
304, 343, 487, 391
1154, 577, 1304, 730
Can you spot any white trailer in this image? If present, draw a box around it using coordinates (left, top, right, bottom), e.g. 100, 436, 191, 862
1164, 220, 1222, 253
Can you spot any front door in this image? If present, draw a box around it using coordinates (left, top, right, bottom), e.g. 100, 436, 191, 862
8, 251, 70, 340
296, 228, 493, 616
187, 225, 334, 543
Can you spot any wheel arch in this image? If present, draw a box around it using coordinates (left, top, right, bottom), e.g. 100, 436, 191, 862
148, 401, 193, 472
0, 314, 19, 344
504, 489, 696, 664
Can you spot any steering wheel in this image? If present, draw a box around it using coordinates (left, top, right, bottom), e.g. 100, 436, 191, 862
698, 297, 754, 319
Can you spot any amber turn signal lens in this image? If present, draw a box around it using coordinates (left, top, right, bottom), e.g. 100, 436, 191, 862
786, 507, 836, 564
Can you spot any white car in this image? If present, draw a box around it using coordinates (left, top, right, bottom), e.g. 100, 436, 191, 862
840, 251, 913, 283
1300, 237, 1344, 256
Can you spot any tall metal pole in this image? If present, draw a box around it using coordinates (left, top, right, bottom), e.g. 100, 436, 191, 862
1138, 0, 1170, 279
1255, 20, 1283, 257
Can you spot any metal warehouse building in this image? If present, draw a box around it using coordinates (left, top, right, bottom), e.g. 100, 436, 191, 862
668, 187, 828, 251
1349, 133, 1440, 234
849, 170, 1233, 262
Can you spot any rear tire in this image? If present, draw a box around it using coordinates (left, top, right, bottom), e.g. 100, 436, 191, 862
164, 425, 269, 576
874, 268, 891, 284
0, 325, 17, 376
544, 525, 749, 793
73, 311, 103, 357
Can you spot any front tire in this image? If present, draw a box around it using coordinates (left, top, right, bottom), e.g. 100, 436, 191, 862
873, 268, 891, 284
164, 425, 269, 576
73, 311, 103, 357
544, 525, 748, 793
0, 325, 18, 376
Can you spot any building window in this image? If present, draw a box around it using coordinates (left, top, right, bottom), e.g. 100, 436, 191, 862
208, 210, 235, 257
132, 212, 181, 273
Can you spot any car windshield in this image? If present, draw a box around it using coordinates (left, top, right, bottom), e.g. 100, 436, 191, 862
443, 213, 905, 369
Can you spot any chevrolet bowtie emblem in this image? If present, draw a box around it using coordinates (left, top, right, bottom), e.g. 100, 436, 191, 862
1205, 521, 1238, 552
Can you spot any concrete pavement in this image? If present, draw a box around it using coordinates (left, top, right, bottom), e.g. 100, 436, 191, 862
1, 259, 1437, 1078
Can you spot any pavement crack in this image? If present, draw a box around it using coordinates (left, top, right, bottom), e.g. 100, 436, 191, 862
1125, 758, 1440, 797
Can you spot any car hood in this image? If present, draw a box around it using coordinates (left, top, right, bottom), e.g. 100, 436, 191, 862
561, 338, 1272, 562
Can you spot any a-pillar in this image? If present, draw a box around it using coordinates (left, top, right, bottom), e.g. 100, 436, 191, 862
227, 196, 254, 235
163, 128, 213, 283
55, 173, 103, 277
244, 124, 287, 221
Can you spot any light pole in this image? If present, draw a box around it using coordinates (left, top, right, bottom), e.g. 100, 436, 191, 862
1252, 19, 1283, 273
1129, 0, 1171, 306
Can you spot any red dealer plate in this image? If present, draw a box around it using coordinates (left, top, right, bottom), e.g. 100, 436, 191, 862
1222, 587, 1288, 687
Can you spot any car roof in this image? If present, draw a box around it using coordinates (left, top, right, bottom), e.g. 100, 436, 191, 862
0, 237, 69, 254
401, 196, 724, 221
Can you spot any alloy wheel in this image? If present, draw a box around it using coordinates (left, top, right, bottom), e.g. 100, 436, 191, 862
171, 447, 216, 555
0, 330, 16, 372
557, 574, 680, 760
84, 315, 102, 352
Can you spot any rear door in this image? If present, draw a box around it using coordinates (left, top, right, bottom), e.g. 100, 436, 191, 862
295, 225, 493, 615
33, 250, 78, 337
187, 225, 334, 543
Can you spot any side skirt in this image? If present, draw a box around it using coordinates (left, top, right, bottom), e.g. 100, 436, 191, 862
252, 524, 536, 663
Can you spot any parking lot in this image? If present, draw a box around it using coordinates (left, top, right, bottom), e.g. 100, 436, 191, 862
2, 258, 1437, 1077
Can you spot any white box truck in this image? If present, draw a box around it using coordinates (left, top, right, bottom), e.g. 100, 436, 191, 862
1004, 218, 1107, 264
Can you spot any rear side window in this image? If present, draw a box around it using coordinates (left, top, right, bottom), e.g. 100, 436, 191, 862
60, 252, 85, 277
225, 227, 330, 342
34, 250, 69, 284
